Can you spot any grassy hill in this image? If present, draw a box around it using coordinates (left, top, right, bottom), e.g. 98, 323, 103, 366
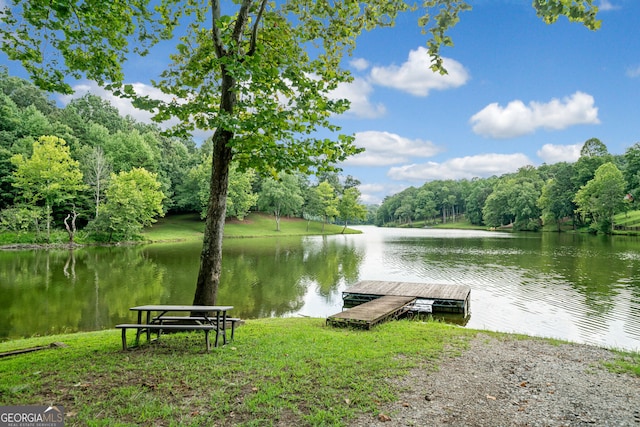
614, 210, 640, 229
142, 212, 361, 242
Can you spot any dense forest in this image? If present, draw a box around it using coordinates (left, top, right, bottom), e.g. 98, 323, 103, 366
376, 137, 640, 234
0, 70, 367, 243
3, 67, 639, 241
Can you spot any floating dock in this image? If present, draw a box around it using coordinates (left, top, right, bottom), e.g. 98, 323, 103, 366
327, 280, 471, 329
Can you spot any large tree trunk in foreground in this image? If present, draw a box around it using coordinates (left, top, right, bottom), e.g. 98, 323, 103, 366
192, 0, 257, 308
193, 129, 233, 307
192, 63, 237, 307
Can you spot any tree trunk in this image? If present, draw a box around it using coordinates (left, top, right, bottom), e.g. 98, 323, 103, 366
45, 203, 51, 243
95, 179, 100, 219
64, 209, 78, 243
192, 61, 236, 308
193, 129, 233, 307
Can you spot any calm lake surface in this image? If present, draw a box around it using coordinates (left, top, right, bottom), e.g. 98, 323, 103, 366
2, 226, 639, 351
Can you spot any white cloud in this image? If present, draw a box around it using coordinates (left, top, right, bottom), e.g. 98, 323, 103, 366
330, 77, 386, 119
537, 143, 582, 164
470, 91, 599, 139
599, 0, 619, 11
359, 182, 409, 205
343, 131, 443, 166
58, 81, 215, 141
350, 58, 370, 71
59, 81, 175, 126
358, 183, 386, 204
369, 47, 469, 96
626, 65, 640, 78
387, 153, 532, 181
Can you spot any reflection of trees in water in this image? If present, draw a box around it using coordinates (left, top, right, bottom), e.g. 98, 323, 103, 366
219, 241, 309, 318
301, 237, 363, 297
539, 233, 631, 312
1, 249, 84, 338
2, 232, 640, 347
63, 249, 76, 280
79, 247, 166, 326
536, 233, 640, 344
0, 246, 165, 339
217, 237, 364, 318
0, 237, 365, 337
381, 231, 640, 346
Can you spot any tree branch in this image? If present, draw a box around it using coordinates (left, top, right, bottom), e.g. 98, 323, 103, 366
248, 0, 268, 56
232, 0, 252, 51
210, 0, 226, 58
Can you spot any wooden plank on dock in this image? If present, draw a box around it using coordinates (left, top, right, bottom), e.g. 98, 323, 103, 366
340, 280, 472, 316
344, 280, 470, 301
327, 295, 416, 329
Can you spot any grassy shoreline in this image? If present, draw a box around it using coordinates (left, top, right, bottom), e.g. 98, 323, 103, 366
144, 212, 362, 243
0, 212, 361, 249
0, 318, 638, 426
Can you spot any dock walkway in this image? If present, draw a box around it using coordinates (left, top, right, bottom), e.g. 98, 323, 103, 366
327, 281, 471, 328
326, 295, 415, 329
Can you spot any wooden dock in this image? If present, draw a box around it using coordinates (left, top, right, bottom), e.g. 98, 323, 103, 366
326, 295, 416, 329
327, 281, 471, 329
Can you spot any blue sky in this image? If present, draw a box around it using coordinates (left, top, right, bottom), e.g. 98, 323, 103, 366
333, 0, 640, 203
2, 0, 639, 205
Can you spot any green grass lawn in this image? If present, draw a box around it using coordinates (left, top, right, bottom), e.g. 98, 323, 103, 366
0, 318, 472, 426
1, 318, 637, 426
431, 220, 488, 230
614, 210, 640, 227
391, 218, 487, 230
143, 212, 360, 243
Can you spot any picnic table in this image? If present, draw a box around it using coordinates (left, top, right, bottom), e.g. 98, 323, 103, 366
116, 305, 236, 351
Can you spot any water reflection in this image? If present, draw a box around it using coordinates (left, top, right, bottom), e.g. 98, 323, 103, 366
0, 246, 166, 338
1, 227, 640, 351
342, 227, 640, 350
133, 236, 364, 319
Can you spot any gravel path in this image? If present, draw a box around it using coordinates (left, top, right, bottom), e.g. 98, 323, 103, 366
350, 334, 640, 427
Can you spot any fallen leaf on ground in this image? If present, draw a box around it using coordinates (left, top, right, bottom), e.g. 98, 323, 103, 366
378, 413, 391, 422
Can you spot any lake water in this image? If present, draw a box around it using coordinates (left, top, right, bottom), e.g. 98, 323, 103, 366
2, 226, 639, 351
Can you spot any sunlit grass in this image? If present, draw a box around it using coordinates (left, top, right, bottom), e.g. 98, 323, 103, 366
604, 350, 640, 376
1, 318, 638, 426
614, 209, 640, 227
142, 212, 360, 243
395, 218, 487, 230
0, 318, 470, 426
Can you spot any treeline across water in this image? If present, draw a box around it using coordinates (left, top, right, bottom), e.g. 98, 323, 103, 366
4, 68, 638, 240
0, 70, 368, 243
375, 137, 640, 234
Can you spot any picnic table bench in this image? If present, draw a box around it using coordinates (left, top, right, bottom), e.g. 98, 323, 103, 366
116, 305, 236, 352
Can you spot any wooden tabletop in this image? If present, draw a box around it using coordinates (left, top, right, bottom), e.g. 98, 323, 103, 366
130, 305, 234, 311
